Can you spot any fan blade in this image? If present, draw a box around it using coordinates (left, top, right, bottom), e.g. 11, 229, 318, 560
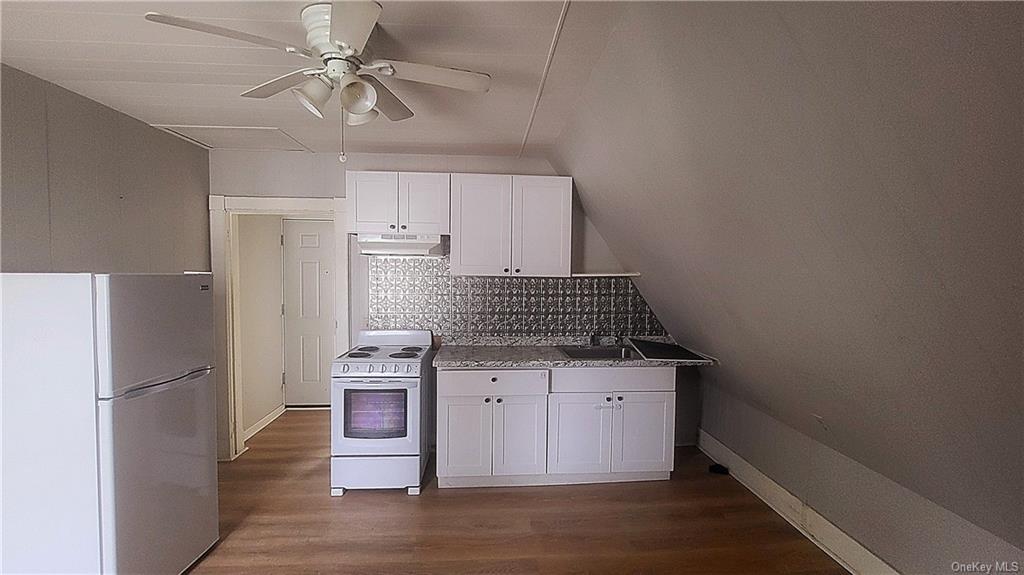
144, 13, 312, 59
241, 69, 324, 99
360, 75, 413, 121
330, 1, 382, 56
371, 59, 491, 92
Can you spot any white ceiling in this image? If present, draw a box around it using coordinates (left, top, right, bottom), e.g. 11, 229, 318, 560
1, 1, 619, 155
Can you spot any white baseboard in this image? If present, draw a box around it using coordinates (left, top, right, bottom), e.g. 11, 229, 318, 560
218, 445, 248, 462
698, 430, 897, 575
243, 404, 286, 442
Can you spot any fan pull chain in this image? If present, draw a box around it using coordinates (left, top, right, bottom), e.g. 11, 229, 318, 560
338, 102, 347, 163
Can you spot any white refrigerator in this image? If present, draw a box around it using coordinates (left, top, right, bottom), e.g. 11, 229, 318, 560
2, 273, 219, 574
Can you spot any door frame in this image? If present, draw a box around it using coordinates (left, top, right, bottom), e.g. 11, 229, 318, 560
209, 195, 350, 460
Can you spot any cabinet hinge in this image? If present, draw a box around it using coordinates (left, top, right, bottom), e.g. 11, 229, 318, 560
281, 303, 285, 316
281, 372, 286, 386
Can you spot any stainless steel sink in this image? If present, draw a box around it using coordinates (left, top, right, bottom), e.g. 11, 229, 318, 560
557, 345, 638, 360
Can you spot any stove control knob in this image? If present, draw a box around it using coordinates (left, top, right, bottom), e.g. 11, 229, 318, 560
342, 364, 350, 373
405, 364, 412, 373
381, 364, 387, 373
392, 364, 399, 373
368, 364, 374, 373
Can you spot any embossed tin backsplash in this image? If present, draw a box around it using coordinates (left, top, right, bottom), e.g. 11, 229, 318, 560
367, 256, 667, 338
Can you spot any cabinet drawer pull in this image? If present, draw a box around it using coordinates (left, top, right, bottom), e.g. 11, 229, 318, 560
484, 397, 491, 403
495, 398, 503, 404
389, 224, 396, 229
605, 396, 612, 402
400, 224, 407, 230
617, 396, 624, 402
503, 268, 510, 273
490, 377, 497, 383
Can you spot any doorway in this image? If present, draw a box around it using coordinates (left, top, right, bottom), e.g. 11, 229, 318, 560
209, 195, 349, 460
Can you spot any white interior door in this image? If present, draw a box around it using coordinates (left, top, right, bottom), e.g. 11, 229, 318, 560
547, 392, 613, 474
511, 175, 572, 277
611, 392, 675, 472
283, 219, 335, 405
492, 394, 547, 476
450, 174, 512, 276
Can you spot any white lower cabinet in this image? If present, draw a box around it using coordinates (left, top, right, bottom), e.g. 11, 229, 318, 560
492, 395, 547, 475
547, 392, 613, 474
436, 393, 547, 477
611, 392, 675, 472
438, 367, 676, 486
437, 395, 492, 477
550, 391, 675, 474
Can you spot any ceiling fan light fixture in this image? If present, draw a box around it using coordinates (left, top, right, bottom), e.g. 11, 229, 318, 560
291, 76, 333, 119
339, 73, 377, 115
344, 108, 379, 126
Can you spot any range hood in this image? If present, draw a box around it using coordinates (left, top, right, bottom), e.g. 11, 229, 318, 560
356, 233, 446, 256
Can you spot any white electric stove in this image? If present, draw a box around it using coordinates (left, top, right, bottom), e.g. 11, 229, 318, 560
330, 330, 434, 496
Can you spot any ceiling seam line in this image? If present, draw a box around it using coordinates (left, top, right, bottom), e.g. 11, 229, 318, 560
517, 0, 570, 158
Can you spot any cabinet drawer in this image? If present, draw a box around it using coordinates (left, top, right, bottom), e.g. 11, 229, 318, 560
550, 367, 674, 393
438, 370, 549, 396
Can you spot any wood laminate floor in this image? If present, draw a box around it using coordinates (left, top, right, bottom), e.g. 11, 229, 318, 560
192, 410, 845, 574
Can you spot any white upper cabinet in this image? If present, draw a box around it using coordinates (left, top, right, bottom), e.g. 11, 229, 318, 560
451, 174, 572, 277
399, 172, 450, 234
512, 175, 572, 277
348, 171, 450, 234
349, 171, 398, 233
450, 174, 513, 276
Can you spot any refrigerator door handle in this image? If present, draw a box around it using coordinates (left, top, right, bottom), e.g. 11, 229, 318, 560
122, 368, 213, 400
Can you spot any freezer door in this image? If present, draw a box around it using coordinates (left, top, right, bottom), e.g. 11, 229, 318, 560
96, 274, 214, 398
98, 369, 218, 574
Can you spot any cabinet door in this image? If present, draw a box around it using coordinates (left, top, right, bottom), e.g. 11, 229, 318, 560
436, 395, 492, 477
547, 392, 613, 474
611, 392, 675, 473
398, 172, 450, 234
349, 171, 399, 233
450, 174, 512, 276
511, 175, 572, 277
492, 395, 547, 476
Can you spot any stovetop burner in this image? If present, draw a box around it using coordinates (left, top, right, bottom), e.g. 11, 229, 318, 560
357, 346, 380, 352
401, 346, 424, 352
347, 351, 372, 358
389, 352, 418, 359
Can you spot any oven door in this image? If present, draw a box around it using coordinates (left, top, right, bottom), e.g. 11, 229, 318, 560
331, 378, 420, 456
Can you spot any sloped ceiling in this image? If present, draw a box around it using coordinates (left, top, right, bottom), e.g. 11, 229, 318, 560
0, 1, 616, 155
547, 2, 1022, 548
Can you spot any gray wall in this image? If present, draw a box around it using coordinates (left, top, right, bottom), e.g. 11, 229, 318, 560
546, 2, 1023, 570
1, 65, 210, 273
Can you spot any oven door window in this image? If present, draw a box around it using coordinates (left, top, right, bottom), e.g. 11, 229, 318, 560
344, 389, 408, 439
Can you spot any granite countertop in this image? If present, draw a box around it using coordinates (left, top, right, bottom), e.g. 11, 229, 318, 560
433, 345, 714, 369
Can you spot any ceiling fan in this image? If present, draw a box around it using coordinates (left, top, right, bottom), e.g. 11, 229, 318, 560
144, 1, 491, 159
